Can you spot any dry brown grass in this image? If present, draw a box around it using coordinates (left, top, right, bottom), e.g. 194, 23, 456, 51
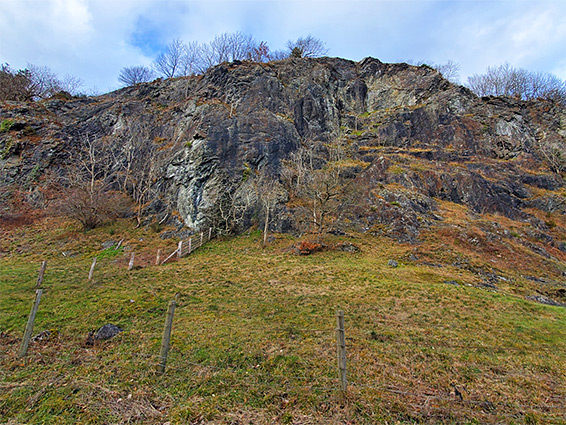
1, 217, 566, 424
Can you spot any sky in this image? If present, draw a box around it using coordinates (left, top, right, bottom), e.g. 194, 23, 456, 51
1, 0, 565, 95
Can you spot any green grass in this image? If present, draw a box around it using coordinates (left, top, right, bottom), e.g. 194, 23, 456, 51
0, 118, 14, 132
1, 221, 566, 424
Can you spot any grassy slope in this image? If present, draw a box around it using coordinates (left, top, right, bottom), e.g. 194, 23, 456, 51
1, 217, 566, 424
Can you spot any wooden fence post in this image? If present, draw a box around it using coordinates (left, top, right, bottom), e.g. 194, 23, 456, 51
200, 232, 204, 247
19, 289, 43, 358
88, 257, 97, 281
336, 310, 347, 393
35, 261, 47, 288
156, 249, 161, 266
208, 227, 212, 241
128, 252, 135, 271
157, 297, 177, 374
177, 241, 183, 259
188, 237, 192, 254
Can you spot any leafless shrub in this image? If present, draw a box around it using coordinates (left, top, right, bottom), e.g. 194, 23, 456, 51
55, 134, 130, 230
57, 183, 131, 230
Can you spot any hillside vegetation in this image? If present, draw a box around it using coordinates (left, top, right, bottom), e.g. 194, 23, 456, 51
1, 215, 566, 424
2, 56, 566, 424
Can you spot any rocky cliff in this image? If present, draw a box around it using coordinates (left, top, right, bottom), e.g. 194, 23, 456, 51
1, 57, 565, 248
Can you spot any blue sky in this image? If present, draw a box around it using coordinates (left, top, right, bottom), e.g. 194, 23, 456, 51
1, 0, 565, 94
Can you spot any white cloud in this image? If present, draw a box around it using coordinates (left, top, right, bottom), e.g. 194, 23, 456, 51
1, 0, 565, 93
0, 0, 159, 92
53, 0, 92, 37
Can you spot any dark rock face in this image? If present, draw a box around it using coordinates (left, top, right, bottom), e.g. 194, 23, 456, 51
1, 57, 565, 243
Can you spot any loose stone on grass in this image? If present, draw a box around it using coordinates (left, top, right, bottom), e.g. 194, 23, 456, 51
526, 295, 564, 307
94, 324, 123, 340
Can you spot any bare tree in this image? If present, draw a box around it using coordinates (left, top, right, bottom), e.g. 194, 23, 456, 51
154, 33, 275, 76
115, 124, 161, 226
196, 32, 260, 72
268, 50, 289, 62
1, 63, 84, 99
282, 138, 348, 240
118, 66, 155, 86
467, 63, 566, 103
58, 182, 129, 230
208, 179, 254, 236
196, 42, 217, 74
26, 64, 62, 99
254, 170, 286, 247
179, 41, 201, 76
249, 41, 288, 63
528, 72, 565, 103
24, 64, 83, 98
153, 38, 187, 78
74, 134, 113, 195
433, 60, 460, 83
58, 134, 129, 229
403, 59, 461, 84
286, 35, 328, 58
225, 32, 257, 61
250, 41, 271, 62
59, 74, 84, 95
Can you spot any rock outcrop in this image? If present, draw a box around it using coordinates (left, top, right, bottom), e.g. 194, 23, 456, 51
1, 57, 565, 244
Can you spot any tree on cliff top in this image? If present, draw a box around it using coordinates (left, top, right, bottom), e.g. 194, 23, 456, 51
0, 63, 83, 101
467, 63, 566, 103
286, 35, 328, 58
118, 66, 155, 86
153, 38, 188, 78
0, 64, 33, 101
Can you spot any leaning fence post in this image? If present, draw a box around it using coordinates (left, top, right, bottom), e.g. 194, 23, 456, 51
88, 257, 97, 281
19, 289, 43, 358
156, 249, 161, 266
177, 240, 183, 259
336, 310, 347, 393
35, 261, 47, 288
128, 252, 135, 271
157, 296, 177, 374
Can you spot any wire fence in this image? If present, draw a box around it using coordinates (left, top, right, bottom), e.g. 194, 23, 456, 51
3, 299, 566, 417
2, 251, 566, 423
160, 227, 214, 265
